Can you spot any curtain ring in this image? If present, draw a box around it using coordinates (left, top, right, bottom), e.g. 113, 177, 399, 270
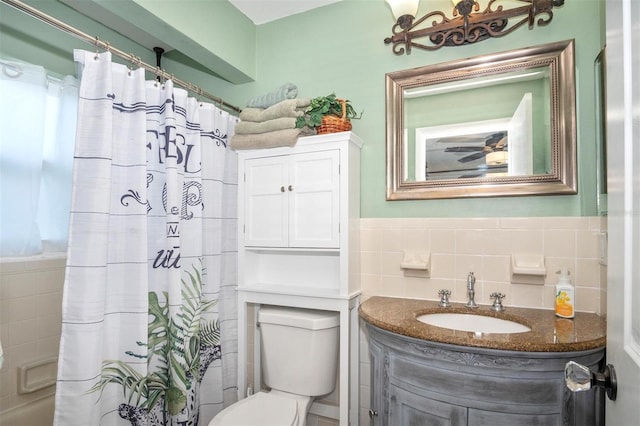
94, 36, 100, 60
1, 60, 23, 78
128, 54, 137, 72
196, 88, 204, 107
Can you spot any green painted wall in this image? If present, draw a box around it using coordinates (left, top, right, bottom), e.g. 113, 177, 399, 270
0, 0, 605, 219
131, 0, 257, 83
249, 0, 604, 218
0, 0, 254, 92
0, 0, 159, 77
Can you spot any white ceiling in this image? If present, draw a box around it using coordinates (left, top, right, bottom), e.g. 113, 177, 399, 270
228, 0, 342, 25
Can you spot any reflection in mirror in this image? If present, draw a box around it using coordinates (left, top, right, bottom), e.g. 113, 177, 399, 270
386, 40, 577, 200
408, 69, 548, 180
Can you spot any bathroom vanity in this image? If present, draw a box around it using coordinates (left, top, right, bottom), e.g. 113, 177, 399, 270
360, 297, 607, 426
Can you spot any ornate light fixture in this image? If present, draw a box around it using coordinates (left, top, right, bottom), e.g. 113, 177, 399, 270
384, 0, 565, 54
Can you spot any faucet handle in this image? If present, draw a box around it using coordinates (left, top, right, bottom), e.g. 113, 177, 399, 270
490, 292, 506, 311
438, 289, 451, 307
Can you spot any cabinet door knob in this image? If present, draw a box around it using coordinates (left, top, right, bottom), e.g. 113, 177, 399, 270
368, 409, 378, 418
280, 186, 285, 192
565, 360, 617, 401
288, 185, 293, 191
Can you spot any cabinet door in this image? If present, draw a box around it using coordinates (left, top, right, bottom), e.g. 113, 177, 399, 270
244, 155, 288, 247
288, 150, 340, 248
389, 385, 467, 426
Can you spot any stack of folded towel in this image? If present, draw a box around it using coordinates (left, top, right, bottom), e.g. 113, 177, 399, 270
230, 84, 316, 150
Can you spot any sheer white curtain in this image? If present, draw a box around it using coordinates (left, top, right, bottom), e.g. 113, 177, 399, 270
55, 50, 238, 425
0, 58, 78, 256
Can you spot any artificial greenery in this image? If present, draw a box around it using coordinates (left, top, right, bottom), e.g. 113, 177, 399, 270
295, 93, 361, 129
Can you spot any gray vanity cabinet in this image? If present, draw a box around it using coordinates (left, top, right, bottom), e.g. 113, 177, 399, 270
366, 324, 605, 426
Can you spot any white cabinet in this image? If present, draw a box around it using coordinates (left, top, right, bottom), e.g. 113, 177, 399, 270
244, 149, 340, 248
236, 132, 362, 426
237, 132, 361, 297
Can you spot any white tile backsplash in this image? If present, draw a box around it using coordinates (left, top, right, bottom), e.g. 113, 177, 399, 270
359, 216, 606, 313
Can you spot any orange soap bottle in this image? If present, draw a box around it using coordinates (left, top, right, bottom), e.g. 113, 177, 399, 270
555, 267, 575, 319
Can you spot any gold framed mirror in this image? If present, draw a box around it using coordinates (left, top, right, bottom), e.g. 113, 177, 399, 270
386, 39, 576, 200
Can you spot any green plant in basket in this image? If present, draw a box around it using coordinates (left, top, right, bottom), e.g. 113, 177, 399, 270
295, 93, 361, 129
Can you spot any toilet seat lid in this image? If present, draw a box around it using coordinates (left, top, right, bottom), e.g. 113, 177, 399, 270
211, 392, 298, 426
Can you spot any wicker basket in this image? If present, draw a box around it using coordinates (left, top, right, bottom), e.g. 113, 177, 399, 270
316, 98, 352, 134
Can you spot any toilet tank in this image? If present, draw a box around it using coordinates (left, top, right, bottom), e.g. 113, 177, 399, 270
258, 306, 340, 397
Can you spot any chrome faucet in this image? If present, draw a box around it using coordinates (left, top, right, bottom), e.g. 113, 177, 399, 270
466, 272, 478, 308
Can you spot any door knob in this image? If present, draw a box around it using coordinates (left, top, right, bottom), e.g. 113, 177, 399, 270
565, 360, 617, 401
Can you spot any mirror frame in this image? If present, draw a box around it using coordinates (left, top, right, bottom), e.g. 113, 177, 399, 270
386, 39, 577, 200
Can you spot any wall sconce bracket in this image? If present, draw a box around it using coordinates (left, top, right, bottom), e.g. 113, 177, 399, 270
385, 0, 565, 54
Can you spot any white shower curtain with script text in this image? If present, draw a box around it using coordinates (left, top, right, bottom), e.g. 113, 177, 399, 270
55, 50, 238, 425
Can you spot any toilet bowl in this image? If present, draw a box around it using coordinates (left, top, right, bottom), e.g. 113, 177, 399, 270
209, 305, 340, 426
209, 390, 312, 426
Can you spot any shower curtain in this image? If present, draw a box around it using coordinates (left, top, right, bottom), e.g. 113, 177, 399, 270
55, 50, 239, 426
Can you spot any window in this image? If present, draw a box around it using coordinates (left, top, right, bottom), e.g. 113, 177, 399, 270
0, 58, 78, 256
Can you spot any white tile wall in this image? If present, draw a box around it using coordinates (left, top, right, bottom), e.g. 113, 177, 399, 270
359, 216, 606, 312
0, 254, 65, 415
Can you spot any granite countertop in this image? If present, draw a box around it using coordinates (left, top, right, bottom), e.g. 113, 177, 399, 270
359, 296, 606, 352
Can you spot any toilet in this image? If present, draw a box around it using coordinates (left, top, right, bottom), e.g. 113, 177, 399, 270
210, 305, 340, 426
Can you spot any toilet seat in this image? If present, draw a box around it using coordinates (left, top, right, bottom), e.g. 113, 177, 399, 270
209, 392, 299, 426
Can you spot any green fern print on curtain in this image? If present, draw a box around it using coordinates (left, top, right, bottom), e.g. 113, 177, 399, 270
90, 262, 222, 425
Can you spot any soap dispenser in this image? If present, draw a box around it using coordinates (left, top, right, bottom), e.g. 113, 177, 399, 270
555, 267, 575, 318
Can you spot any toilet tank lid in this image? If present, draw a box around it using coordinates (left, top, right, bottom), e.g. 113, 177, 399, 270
258, 306, 339, 330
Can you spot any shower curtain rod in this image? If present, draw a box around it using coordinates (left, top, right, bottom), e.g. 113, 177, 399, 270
1, 0, 242, 114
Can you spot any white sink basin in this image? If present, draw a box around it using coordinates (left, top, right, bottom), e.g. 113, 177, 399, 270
417, 313, 531, 334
